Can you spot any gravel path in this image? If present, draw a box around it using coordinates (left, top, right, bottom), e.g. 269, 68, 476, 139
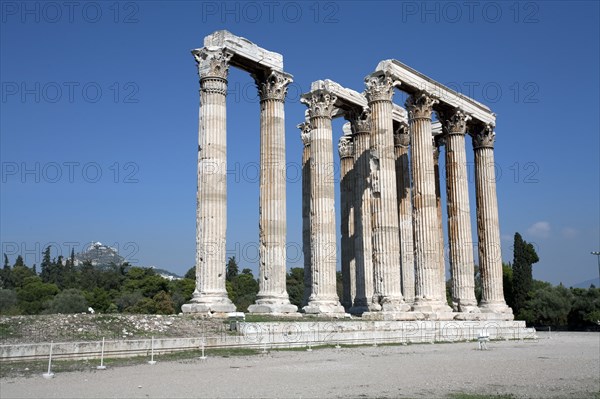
1, 332, 598, 398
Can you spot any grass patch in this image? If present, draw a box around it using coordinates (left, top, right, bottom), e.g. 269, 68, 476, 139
0, 347, 261, 379
448, 394, 517, 399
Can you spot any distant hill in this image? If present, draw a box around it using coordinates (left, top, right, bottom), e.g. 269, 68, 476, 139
72, 242, 183, 280
573, 278, 600, 288
149, 267, 182, 281
74, 242, 124, 267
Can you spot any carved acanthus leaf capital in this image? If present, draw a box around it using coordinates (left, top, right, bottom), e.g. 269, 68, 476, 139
405, 91, 439, 120
193, 47, 232, 80
338, 135, 354, 158
300, 90, 337, 120
364, 73, 399, 103
440, 108, 472, 135
255, 70, 293, 102
345, 108, 372, 134
471, 123, 496, 149
393, 122, 410, 147
297, 121, 312, 146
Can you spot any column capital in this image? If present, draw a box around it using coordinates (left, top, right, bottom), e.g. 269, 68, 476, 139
471, 123, 496, 149
439, 108, 472, 135
405, 91, 439, 120
301, 90, 337, 120
393, 122, 410, 148
192, 47, 232, 80
297, 121, 312, 146
338, 135, 354, 158
345, 108, 372, 135
364, 72, 399, 103
254, 70, 293, 102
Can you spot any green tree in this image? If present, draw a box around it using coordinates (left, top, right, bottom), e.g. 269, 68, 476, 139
502, 262, 514, 308
286, 267, 304, 308
170, 278, 195, 312
520, 283, 572, 326
14, 255, 24, 267
46, 289, 89, 314
0, 289, 18, 314
153, 291, 175, 314
184, 266, 196, 280
512, 233, 539, 316
1, 254, 12, 289
226, 256, 239, 282
336, 271, 343, 301
228, 270, 259, 312
10, 263, 35, 289
16, 276, 59, 314
40, 246, 52, 282
568, 287, 600, 328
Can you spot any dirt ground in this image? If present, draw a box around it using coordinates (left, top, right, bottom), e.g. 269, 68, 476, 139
1, 332, 598, 399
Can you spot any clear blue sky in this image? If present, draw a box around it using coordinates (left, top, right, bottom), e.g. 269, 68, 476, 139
1, 1, 599, 287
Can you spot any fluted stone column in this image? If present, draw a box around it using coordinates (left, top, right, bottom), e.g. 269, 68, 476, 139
433, 136, 448, 305
394, 123, 415, 305
301, 90, 345, 315
441, 109, 479, 313
183, 47, 236, 314
406, 91, 452, 313
472, 124, 512, 315
249, 71, 297, 314
299, 121, 312, 306
339, 131, 355, 310
346, 109, 377, 314
364, 72, 410, 313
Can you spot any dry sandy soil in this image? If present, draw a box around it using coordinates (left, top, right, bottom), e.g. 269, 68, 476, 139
1, 332, 598, 398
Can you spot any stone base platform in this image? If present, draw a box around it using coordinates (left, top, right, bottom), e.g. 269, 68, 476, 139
247, 303, 299, 315
361, 311, 514, 321
181, 295, 236, 315
237, 319, 535, 347
303, 300, 347, 316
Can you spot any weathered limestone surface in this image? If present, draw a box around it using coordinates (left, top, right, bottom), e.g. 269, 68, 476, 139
204, 30, 284, 72
472, 125, 513, 316
339, 128, 356, 310
346, 109, 377, 314
301, 90, 345, 315
406, 91, 452, 314
377, 59, 495, 125
364, 72, 410, 314
299, 120, 312, 306
394, 123, 415, 305
441, 109, 479, 313
183, 47, 236, 314
248, 70, 297, 314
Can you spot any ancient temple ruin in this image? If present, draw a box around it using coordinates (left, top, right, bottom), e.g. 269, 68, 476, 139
183, 31, 513, 321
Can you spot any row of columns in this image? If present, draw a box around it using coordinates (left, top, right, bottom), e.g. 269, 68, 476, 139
184, 46, 297, 314
185, 45, 510, 317
300, 72, 511, 316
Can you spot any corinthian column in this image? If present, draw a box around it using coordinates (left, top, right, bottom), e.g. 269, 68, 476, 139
249, 70, 297, 314
298, 120, 312, 306
346, 109, 377, 314
339, 130, 355, 310
471, 124, 512, 315
433, 136, 447, 305
394, 123, 415, 305
183, 47, 236, 314
405, 91, 452, 313
440, 109, 479, 313
300, 90, 345, 315
364, 72, 410, 313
